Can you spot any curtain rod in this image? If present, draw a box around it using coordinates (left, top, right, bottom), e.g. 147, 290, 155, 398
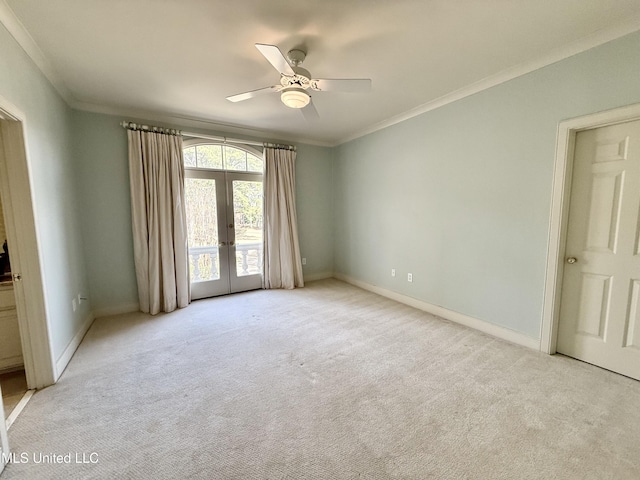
120, 121, 181, 136
182, 131, 296, 151
121, 122, 295, 150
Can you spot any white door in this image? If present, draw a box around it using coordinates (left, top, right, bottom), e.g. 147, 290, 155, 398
0, 384, 8, 473
557, 119, 640, 380
185, 170, 263, 300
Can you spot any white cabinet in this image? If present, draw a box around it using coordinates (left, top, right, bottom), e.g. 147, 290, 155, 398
0, 283, 22, 371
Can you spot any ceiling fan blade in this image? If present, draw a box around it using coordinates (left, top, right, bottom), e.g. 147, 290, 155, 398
311, 78, 371, 93
255, 44, 295, 76
226, 85, 280, 102
301, 98, 320, 122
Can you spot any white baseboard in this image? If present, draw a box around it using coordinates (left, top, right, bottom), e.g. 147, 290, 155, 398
93, 302, 139, 319
334, 273, 540, 350
304, 271, 334, 282
55, 311, 95, 380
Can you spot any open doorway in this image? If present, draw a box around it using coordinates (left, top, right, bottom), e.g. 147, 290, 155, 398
0, 100, 55, 393
0, 96, 56, 471
0, 167, 28, 420
0, 174, 34, 428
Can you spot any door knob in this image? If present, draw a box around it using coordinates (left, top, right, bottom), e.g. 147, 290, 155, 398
218, 242, 226, 247
229, 241, 235, 246
566, 257, 577, 264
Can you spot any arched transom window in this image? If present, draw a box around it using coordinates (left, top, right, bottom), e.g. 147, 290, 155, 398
183, 143, 263, 172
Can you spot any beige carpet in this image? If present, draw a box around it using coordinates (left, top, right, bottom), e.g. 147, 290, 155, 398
2, 279, 639, 479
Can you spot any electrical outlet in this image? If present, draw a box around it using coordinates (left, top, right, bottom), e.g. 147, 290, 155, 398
302, 257, 307, 265
391, 269, 396, 277
407, 273, 413, 282
72, 298, 77, 312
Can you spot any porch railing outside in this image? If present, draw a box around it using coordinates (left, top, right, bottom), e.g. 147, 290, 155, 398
189, 242, 262, 282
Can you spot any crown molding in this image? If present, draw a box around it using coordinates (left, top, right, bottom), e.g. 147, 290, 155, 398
0, 0, 74, 104
337, 16, 640, 146
72, 100, 335, 148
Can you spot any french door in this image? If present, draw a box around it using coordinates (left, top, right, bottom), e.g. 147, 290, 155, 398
185, 169, 263, 300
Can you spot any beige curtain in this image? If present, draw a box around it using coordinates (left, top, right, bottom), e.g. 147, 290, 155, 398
263, 147, 304, 289
128, 129, 190, 314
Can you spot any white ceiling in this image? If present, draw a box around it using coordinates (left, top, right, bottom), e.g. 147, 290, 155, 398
4, 0, 640, 145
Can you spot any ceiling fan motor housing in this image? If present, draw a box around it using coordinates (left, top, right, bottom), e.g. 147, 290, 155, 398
280, 66, 312, 89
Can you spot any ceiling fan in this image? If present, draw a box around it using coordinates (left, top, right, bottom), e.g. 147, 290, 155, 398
226, 44, 372, 120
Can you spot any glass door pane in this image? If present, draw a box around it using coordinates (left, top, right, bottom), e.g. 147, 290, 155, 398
184, 171, 230, 299
232, 180, 263, 277
185, 178, 220, 282
227, 174, 263, 293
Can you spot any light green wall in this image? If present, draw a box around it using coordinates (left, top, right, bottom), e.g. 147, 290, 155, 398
296, 144, 334, 278
0, 24, 90, 360
72, 112, 335, 313
73, 111, 138, 312
334, 31, 640, 339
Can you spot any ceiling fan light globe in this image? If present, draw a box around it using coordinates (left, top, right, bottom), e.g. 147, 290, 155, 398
281, 88, 310, 109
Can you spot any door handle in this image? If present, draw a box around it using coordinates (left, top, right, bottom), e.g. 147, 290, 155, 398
229, 241, 235, 247
218, 242, 226, 247
566, 257, 577, 264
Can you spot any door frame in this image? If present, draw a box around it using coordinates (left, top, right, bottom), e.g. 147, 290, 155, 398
541, 102, 640, 354
0, 95, 55, 389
